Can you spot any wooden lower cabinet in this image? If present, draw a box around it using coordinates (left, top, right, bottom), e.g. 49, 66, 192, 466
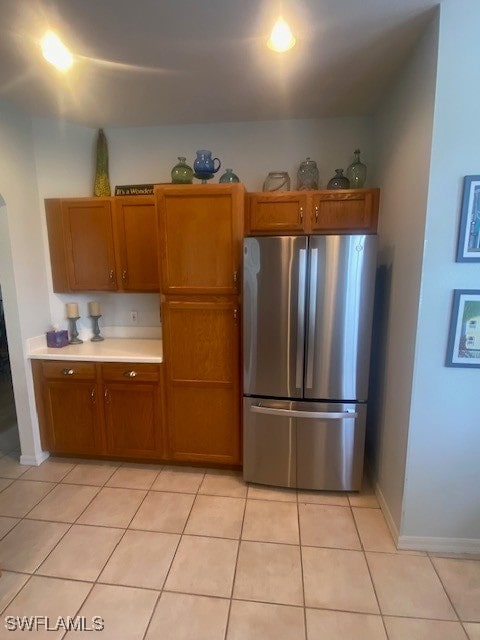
102, 363, 163, 458
162, 298, 241, 465
32, 360, 165, 460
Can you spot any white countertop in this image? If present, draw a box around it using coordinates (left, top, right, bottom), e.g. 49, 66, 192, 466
27, 337, 163, 363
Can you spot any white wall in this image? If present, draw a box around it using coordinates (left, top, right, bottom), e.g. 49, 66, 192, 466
32, 116, 374, 335
370, 15, 439, 534
0, 100, 51, 462
401, 0, 480, 547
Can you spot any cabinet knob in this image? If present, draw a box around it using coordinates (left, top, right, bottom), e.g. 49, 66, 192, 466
62, 368, 75, 376
123, 370, 137, 378
90, 388, 96, 402
122, 269, 127, 281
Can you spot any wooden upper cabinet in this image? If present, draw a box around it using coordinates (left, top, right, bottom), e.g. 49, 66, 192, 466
246, 192, 308, 234
246, 189, 379, 235
45, 196, 160, 293
114, 197, 160, 291
157, 184, 244, 295
311, 189, 379, 233
62, 199, 117, 291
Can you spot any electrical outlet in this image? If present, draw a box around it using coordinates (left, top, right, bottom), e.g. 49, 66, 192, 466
130, 311, 138, 325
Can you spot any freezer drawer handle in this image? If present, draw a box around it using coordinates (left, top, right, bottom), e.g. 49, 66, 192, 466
251, 404, 357, 420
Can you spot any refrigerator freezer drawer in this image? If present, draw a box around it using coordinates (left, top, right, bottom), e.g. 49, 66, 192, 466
243, 397, 366, 491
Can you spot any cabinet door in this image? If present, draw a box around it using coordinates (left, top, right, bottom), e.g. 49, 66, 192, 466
157, 185, 243, 295
311, 189, 379, 233
162, 298, 241, 465
102, 363, 164, 458
36, 360, 103, 455
247, 193, 308, 234
62, 199, 117, 290
114, 197, 160, 291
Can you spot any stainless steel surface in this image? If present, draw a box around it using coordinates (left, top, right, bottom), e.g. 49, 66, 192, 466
306, 247, 318, 390
242, 234, 376, 491
296, 249, 307, 390
243, 397, 366, 490
305, 235, 377, 401
251, 403, 357, 419
243, 397, 296, 488
243, 236, 307, 398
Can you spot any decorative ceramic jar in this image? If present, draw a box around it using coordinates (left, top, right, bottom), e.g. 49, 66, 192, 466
219, 168, 240, 183
263, 171, 291, 192
171, 157, 193, 184
193, 150, 221, 183
346, 149, 367, 189
327, 169, 350, 190
297, 157, 319, 190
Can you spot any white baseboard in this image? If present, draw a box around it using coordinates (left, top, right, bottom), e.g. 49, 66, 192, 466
374, 480, 480, 554
398, 535, 480, 554
374, 481, 400, 545
20, 450, 50, 466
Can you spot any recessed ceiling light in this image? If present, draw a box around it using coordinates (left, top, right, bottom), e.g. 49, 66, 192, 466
41, 31, 73, 71
267, 16, 296, 53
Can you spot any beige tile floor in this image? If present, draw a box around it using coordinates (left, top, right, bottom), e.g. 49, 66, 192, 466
0, 453, 478, 639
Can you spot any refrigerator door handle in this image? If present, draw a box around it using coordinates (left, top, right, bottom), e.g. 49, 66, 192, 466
296, 249, 307, 389
251, 404, 357, 420
306, 247, 318, 389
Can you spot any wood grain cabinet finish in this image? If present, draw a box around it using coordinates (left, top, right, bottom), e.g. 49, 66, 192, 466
157, 184, 243, 467
157, 184, 244, 295
245, 189, 380, 235
162, 298, 241, 465
102, 363, 163, 459
32, 360, 165, 460
45, 196, 159, 293
33, 360, 102, 455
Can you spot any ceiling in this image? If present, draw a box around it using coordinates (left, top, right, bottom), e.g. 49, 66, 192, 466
0, 0, 440, 128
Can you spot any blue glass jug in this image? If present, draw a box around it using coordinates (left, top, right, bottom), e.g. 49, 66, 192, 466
194, 150, 221, 178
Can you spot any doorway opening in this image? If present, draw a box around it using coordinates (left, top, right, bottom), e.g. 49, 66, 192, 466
0, 197, 20, 460
0, 284, 19, 453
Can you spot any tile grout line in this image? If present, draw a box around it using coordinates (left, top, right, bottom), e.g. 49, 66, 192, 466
427, 553, 462, 623
139, 468, 207, 640
296, 497, 309, 640
223, 480, 248, 640
349, 497, 391, 640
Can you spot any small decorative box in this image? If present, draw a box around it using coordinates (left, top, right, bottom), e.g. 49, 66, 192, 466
46, 330, 69, 348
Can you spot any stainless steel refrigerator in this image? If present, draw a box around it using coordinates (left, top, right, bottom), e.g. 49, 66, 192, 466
243, 234, 377, 491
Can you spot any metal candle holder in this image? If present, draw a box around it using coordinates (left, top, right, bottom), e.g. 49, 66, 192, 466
90, 315, 104, 342
68, 317, 83, 344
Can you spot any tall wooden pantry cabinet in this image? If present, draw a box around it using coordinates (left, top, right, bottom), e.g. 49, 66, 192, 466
157, 184, 244, 466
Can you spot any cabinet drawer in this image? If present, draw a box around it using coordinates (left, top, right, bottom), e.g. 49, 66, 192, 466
41, 361, 96, 380
101, 363, 160, 382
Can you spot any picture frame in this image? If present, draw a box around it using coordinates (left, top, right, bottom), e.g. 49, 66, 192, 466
456, 175, 480, 262
446, 289, 480, 368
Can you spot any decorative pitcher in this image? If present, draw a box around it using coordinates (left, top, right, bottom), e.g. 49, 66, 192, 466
194, 150, 221, 177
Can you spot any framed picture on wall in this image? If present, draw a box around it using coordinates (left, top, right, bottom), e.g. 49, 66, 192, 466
446, 289, 480, 367
456, 175, 480, 262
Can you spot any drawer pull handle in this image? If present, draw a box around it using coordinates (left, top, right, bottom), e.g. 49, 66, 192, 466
123, 370, 137, 378
90, 388, 96, 402
299, 206, 304, 222
104, 389, 110, 403
62, 368, 75, 376
109, 269, 114, 281
122, 269, 127, 281
314, 205, 319, 223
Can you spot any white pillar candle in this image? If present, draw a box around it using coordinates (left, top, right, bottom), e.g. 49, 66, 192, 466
88, 301, 100, 316
66, 302, 79, 318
